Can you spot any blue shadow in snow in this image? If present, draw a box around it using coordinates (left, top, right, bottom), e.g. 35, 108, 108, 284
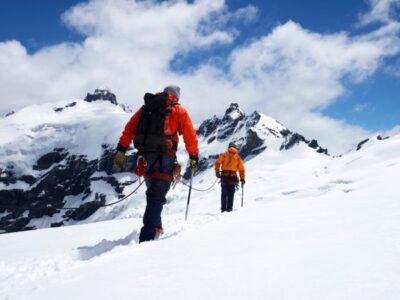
76, 231, 139, 261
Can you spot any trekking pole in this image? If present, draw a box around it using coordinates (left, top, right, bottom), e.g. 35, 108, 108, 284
241, 182, 244, 207
185, 168, 193, 221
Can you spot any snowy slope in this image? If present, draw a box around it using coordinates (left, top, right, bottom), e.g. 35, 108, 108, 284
0, 99, 124, 163
1, 133, 399, 300
0, 90, 143, 232
0, 95, 327, 233
196, 103, 327, 160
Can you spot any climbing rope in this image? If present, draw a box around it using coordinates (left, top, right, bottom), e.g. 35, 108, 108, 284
0, 178, 145, 212
180, 178, 220, 192
59, 178, 145, 210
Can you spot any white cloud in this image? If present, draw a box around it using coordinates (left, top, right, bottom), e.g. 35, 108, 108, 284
354, 103, 369, 112
229, 5, 259, 24
224, 20, 400, 152
359, 0, 400, 25
0, 0, 399, 154
0, 0, 236, 112
229, 21, 387, 109
384, 57, 400, 76
383, 124, 400, 136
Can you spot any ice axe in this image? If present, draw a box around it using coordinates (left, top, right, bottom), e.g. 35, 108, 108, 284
185, 166, 194, 221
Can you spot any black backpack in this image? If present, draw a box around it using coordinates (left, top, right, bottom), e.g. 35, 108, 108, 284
134, 92, 178, 153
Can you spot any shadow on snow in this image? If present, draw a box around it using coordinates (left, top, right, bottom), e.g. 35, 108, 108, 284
76, 230, 139, 261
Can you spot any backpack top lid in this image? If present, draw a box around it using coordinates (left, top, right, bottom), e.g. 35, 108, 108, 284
143, 92, 168, 110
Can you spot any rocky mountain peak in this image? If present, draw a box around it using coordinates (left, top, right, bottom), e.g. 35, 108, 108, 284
191, 104, 329, 178
223, 103, 245, 122
5, 111, 15, 117
0, 100, 329, 233
84, 88, 118, 105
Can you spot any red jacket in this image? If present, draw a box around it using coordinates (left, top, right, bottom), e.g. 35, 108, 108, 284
118, 92, 199, 157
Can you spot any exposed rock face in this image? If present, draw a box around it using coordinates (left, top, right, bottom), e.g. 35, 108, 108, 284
377, 135, 389, 141
33, 148, 69, 170
281, 133, 306, 150
356, 139, 370, 151
0, 168, 36, 186
65, 197, 106, 221
217, 103, 245, 140
197, 116, 221, 138
240, 129, 266, 158
84, 89, 118, 105
54, 102, 77, 112
184, 103, 329, 179
0, 100, 330, 233
0, 145, 139, 233
280, 134, 328, 154
355, 135, 390, 152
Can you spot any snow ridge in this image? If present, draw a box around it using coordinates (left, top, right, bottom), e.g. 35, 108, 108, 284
0, 93, 391, 234
0, 131, 399, 300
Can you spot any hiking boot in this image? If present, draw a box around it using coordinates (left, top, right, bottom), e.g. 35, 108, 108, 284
154, 227, 164, 240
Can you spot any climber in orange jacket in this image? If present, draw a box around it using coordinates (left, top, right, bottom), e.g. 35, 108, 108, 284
114, 85, 199, 242
117, 93, 199, 158
214, 142, 245, 212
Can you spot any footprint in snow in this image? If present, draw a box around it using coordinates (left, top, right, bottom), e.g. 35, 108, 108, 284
331, 179, 352, 185
387, 162, 399, 167
331, 180, 353, 193
281, 190, 298, 196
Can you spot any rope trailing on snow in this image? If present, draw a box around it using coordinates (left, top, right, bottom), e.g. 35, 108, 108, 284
59, 178, 145, 210
0, 178, 144, 212
180, 178, 219, 192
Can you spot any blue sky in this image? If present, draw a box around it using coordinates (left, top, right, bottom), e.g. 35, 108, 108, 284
0, 0, 399, 152
0, 0, 371, 43
0, 0, 83, 51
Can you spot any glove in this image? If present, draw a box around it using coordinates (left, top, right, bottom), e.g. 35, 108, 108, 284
113, 151, 126, 169
216, 172, 221, 178
189, 155, 199, 173
240, 179, 245, 185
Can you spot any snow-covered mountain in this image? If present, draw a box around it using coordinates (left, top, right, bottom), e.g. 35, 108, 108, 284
193, 102, 327, 177
0, 89, 390, 234
0, 89, 136, 233
0, 119, 399, 299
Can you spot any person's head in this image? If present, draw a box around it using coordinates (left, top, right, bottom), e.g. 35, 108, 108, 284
228, 142, 237, 150
164, 85, 180, 101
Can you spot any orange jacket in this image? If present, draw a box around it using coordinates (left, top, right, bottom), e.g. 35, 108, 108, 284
215, 147, 245, 180
118, 92, 199, 157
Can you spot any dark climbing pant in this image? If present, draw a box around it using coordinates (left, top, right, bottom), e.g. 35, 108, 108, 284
221, 184, 236, 212
139, 152, 174, 243
139, 178, 171, 242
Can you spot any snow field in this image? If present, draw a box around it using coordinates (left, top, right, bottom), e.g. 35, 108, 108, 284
1, 133, 399, 299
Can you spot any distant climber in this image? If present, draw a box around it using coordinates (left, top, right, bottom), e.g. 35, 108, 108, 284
214, 142, 245, 212
113, 85, 199, 243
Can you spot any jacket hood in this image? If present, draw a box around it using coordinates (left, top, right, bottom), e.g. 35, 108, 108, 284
228, 147, 238, 154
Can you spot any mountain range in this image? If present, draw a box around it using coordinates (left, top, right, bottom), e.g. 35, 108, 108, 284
0, 89, 393, 233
